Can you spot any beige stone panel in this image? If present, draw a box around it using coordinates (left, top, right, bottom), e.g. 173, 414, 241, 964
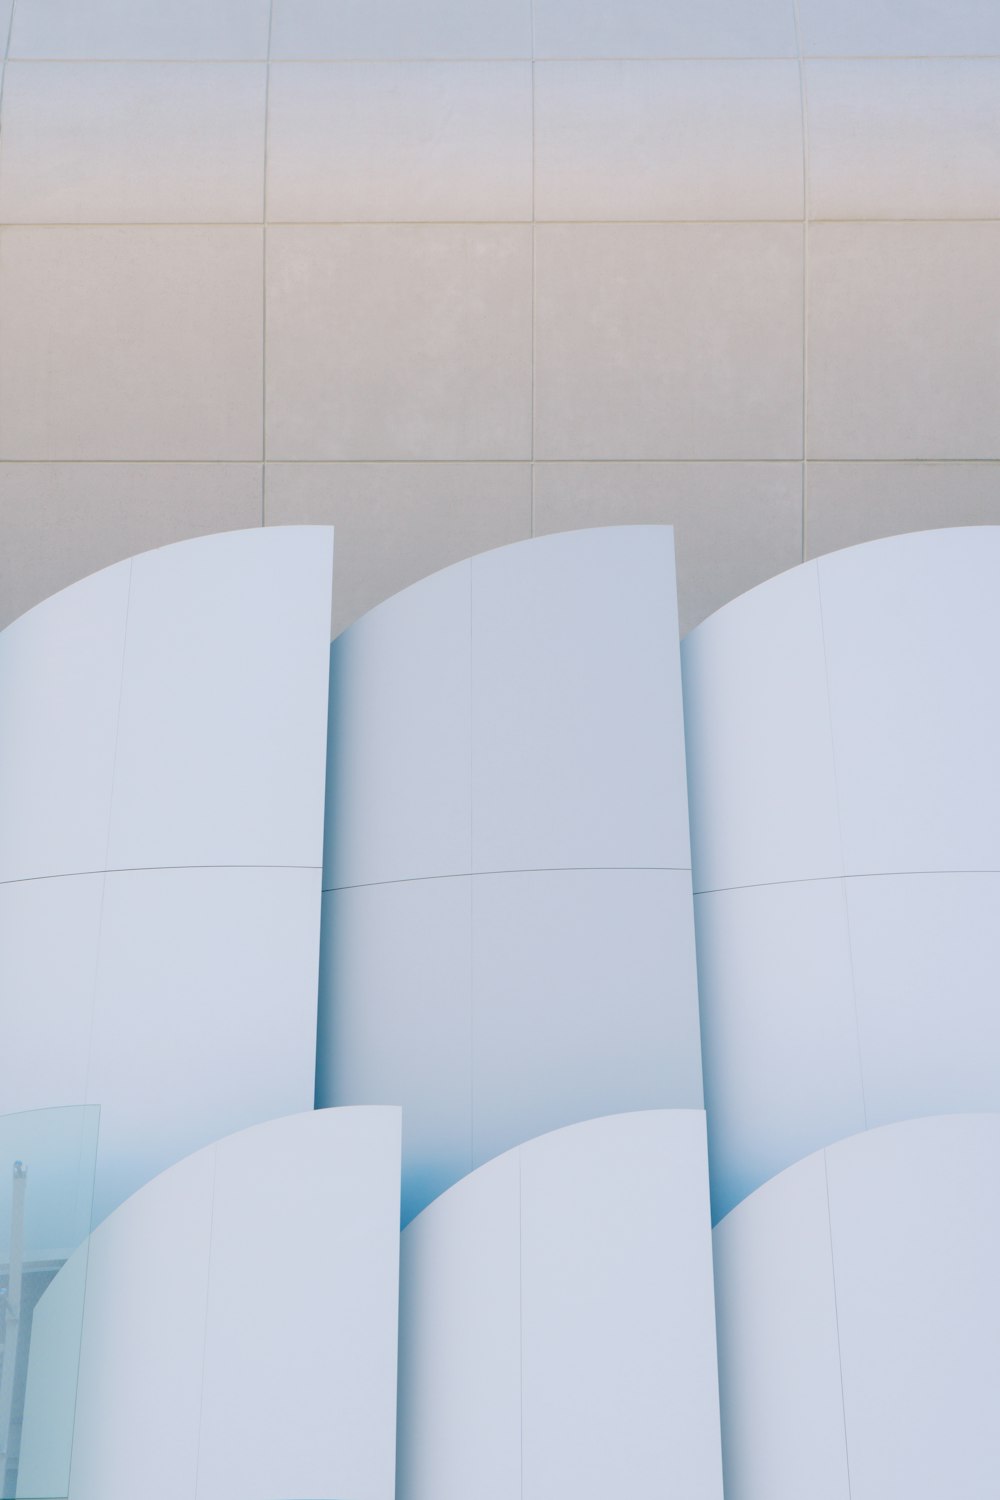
535, 61, 802, 221
266, 62, 532, 222
798, 0, 1000, 58
265, 461, 531, 636
0, 462, 262, 628
266, 225, 532, 461
806, 62, 1000, 221
808, 223, 1000, 460
0, 226, 263, 460
806, 461, 1000, 560
8, 0, 272, 59
533, 462, 801, 634
532, 0, 796, 59
270, 0, 532, 60
534, 223, 803, 461
0, 63, 267, 224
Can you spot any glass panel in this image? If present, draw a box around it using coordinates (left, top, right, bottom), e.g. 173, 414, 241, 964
0, 1106, 98, 1500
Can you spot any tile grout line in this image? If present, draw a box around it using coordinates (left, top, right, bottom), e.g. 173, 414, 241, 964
260, 0, 276, 525
792, 0, 811, 562
4, 218, 1000, 228
530, 0, 537, 534
6, 54, 1000, 63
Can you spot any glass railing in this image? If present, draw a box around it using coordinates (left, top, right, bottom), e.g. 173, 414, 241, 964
0, 1106, 98, 1500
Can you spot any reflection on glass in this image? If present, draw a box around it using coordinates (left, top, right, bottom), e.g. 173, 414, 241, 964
0, 1107, 98, 1500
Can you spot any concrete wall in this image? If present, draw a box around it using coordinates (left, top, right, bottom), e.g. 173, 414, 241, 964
2, 0, 998, 638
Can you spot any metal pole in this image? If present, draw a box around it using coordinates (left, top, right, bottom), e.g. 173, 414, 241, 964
0, 1162, 27, 1494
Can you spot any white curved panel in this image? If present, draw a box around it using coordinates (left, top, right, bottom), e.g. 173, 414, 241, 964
714, 1116, 1000, 1500
0, 877, 101, 1117
470, 868, 703, 1165
85, 866, 322, 1223
0, 528, 334, 1221
325, 556, 471, 890
320, 527, 701, 1220
682, 559, 839, 895
0, 562, 129, 884
696, 880, 864, 1224
398, 1111, 723, 1500
107, 525, 333, 870
470, 526, 689, 873
683, 528, 1000, 1216
318, 878, 473, 1229
321, 868, 701, 1226
325, 525, 688, 890
846, 873, 1000, 1128
23, 1108, 401, 1500
818, 528, 1000, 876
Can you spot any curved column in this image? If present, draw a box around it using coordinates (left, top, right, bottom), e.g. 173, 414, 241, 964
0, 526, 334, 1222
318, 526, 703, 1223
713, 1114, 1000, 1500
682, 527, 1000, 1218
397, 1110, 723, 1500
20, 1107, 401, 1500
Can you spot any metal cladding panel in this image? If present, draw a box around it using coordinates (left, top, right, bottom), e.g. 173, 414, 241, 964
397, 1110, 723, 1500
0, 528, 334, 1222
714, 1116, 1000, 1500
25, 1108, 401, 1500
325, 555, 472, 890
106, 525, 334, 871
0, 561, 130, 885
682, 527, 1000, 1218
469, 526, 690, 874
318, 528, 702, 1223
696, 879, 865, 1224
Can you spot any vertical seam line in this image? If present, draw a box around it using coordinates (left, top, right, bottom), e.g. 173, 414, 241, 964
815, 562, 868, 1126
824, 1151, 854, 1498
518, 1147, 524, 1500
192, 1147, 219, 1500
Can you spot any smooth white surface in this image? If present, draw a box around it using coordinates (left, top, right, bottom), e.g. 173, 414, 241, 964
827, 1115, 1000, 1500
470, 527, 690, 873
107, 526, 333, 870
470, 869, 703, 1165
397, 1149, 521, 1500
684, 530, 1000, 1216
318, 878, 473, 1228
398, 1111, 724, 1500
696, 880, 864, 1223
0, 528, 333, 1222
846, 874, 1000, 1130
85, 865, 322, 1223
519, 1112, 723, 1500
318, 529, 702, 1220
0, 561, 129, 884
32, 1108, 401, 1500
682, 559, 840, 894
713, 1153, 849, 1500
818, 528, 1000, 876
324, 557, 471, 890
715, 1117, 1000, 1500
319, 869, 703, 1225
0, 879, 99, 1115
